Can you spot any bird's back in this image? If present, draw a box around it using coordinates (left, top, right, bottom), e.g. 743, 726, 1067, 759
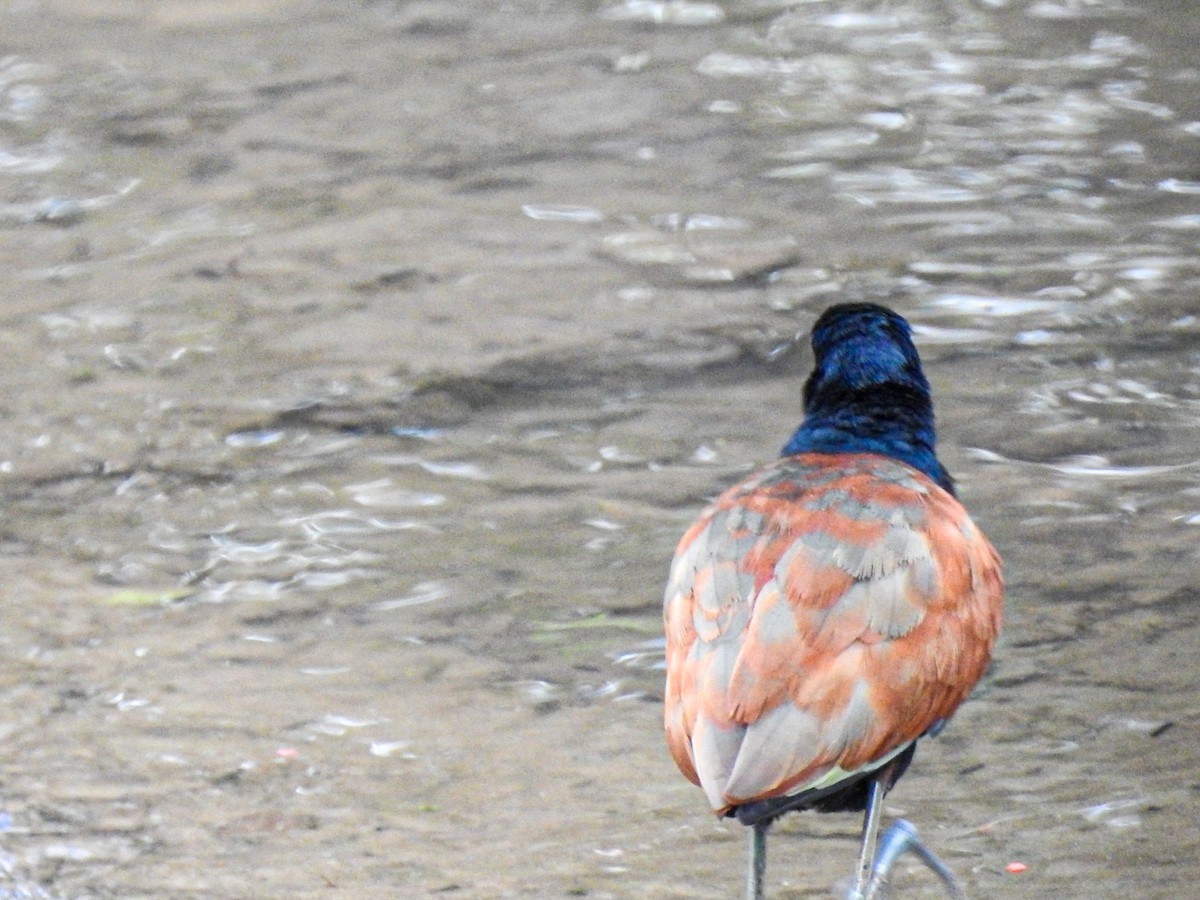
663, 452, 1002, 819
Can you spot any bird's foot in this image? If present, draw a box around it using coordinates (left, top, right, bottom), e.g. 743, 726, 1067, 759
849, 819, 966, 900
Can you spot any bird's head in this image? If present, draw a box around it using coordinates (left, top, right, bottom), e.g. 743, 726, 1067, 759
803, 303, 929, 404
784, 303, 951, 492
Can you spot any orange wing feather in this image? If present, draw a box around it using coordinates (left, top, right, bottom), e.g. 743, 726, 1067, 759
663, 452, 1003, 815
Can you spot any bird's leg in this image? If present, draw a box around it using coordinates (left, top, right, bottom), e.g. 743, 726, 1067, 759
747, 820, 769, 900
862, 819, 966, 900
846, 776, 887, 900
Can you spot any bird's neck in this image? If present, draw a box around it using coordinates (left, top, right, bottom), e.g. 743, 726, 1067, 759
780, 383, 953, 494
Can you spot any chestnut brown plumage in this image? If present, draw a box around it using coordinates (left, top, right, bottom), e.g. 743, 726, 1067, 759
663, 304, 1003, 899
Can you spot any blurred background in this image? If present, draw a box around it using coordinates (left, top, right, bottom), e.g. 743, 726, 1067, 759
0, 0, 1197, 896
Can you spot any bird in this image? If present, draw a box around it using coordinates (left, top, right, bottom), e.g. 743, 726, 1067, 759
663, 303, 1003, 899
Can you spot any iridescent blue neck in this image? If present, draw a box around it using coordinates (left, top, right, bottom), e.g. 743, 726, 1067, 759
781, 393, 952, 494
782, 303, 954, 494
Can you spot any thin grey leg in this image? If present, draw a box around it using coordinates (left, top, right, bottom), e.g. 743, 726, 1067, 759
847, 778, 887, 900
747, 820, 769, 900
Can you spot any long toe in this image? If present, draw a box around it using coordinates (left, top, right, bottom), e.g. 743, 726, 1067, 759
860, 820, 965, 900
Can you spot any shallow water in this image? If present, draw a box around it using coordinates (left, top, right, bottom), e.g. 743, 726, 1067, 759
0, 0, 1198, 897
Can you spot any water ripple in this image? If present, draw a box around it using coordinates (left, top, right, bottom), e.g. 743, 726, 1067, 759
969, 448, 1200, 481
345, 479, 446, 508
599, 0, 725, 26
521, 203, 604, 223
373, 582, 450, 611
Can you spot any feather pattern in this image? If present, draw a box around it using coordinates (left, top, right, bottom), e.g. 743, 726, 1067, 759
663, 452, 1002, 814
663, 303, 1003, 824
